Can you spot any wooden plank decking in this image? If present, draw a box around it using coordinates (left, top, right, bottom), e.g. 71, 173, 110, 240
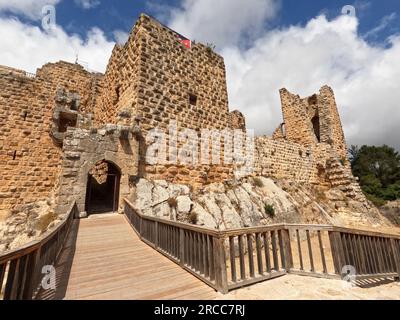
38, 214, 218, 300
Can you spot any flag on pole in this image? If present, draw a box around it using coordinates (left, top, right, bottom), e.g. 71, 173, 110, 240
176, 33, 191, 49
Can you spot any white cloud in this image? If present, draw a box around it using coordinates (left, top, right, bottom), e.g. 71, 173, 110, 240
169, 0, 280, 48
221, 15, 400, 149
167, 1, 400, 150
74, 0, 100, 10
0, 17, 114, 73
113, 30, 129, 45
0, 0, 60, 20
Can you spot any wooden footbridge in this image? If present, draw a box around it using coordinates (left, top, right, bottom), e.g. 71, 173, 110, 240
1, 200, 400, 300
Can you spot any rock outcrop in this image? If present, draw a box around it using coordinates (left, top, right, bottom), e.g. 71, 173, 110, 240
0, 197, 62, 252
131, 177, 390, 231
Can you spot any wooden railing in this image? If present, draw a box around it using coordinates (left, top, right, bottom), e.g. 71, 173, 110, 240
124, 199, 223, 291
124, 199, 400, 293
329, 227, 400, 280
0, 203, 77, 300
222, 226, 291, 291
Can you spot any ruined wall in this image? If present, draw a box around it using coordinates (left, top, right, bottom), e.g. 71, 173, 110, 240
279, 86, 347, 159
257, 86, 362, 199
0, 62, 101, 218
319, 86, 347, 159
254, 136, 365, 201
279, 88, 317, 146
255, 135, 342, 185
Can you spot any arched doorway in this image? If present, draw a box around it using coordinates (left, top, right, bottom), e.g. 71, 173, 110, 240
85, 160, 121, 214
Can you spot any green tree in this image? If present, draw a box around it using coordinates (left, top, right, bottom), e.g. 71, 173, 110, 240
350, 145, 400, 205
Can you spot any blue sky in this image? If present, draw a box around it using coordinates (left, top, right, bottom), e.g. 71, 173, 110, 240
7, 0, 400, 47
0, 0, 399, 149
51, 1, 400, 44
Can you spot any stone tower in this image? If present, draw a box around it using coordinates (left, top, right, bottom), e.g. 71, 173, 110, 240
279, 85, 347, 159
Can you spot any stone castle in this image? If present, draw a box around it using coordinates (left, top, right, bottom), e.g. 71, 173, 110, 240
0, 14, 371, 246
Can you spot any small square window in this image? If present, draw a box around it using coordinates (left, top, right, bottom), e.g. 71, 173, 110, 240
59, 112, 77, 133
189, 94, 197, 106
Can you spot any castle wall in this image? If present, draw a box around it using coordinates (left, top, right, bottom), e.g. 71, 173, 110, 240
58, 126, 139, 215
254, 137, 330, 184
0, 62, 101, 217
0, 13, 364, 223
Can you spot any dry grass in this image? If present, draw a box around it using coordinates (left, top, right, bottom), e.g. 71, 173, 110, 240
188, 212, 198, 225
253, 177, 264, 188
167, 197, 178, 208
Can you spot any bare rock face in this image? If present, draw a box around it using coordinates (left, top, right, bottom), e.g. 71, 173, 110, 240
132, 177, 317, 230
134, 179, 154, 216
152, 184, 170, 205
198, 194, 225, 229
214, 193, 243, 229
191, 203, 217, 229
153, 202, 170, 219
0, 198, 60, 253
133, 179, 192, 222
176, 196, 193, 217
167, 183, 190, 198
131, 177, 395, 233
233, 185, 264, 227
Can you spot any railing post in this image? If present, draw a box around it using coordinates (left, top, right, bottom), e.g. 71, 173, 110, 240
179, 229, 185, 267
22, 249, 40, 300
213, 236, 228, 294
282, 228, 293, 271
4, 259, 20, 300
390, 239, 400, 281
329, 231, 345, 275
155, 221, 159, 249
139, 216, 143, 238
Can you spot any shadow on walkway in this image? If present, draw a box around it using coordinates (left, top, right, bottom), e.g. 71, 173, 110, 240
36, 219, 80, 300
355, 277, 397, 289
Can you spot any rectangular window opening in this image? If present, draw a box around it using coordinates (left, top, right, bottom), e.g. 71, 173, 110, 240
189, 93, 197, 106
59, 112, 78, 133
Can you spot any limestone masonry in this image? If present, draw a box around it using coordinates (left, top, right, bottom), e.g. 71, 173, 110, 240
0, 14, 378, 250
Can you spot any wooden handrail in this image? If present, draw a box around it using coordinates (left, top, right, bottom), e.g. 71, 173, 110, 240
2, 198, 397, 299
124, 199, 221, 236
332, 226, 400, 240
0, 202, 77, 300
124, 198, 400, 293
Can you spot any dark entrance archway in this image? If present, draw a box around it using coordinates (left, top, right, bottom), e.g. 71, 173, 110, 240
85, 160, 121, 215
